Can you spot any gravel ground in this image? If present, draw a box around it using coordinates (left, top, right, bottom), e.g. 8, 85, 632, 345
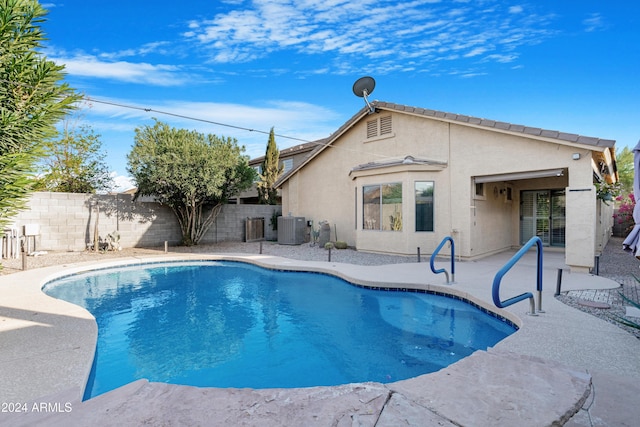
556, 236, 640, 339
0, 240, 417, 275
2, 237, 639, 339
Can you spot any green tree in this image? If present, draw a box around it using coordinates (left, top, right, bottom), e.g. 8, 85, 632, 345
35, 122, 113, 193
616, 146, 634, 195
0, 0, 78, 229
127, 120, 256, 246
256, 127, 283, 205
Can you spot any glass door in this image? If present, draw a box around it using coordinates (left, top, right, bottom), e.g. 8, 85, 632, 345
520, 190, 565, 246
550, 190, 566, 247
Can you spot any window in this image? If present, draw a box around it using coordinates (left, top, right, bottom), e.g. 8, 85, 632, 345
415, 182, 434, 232
366, 115, 393, 139
363, 183, 402, 231
281, 158, 293, 173
354, 187, 357, 229
475, 182, 485, 198
363, 185, 380, 229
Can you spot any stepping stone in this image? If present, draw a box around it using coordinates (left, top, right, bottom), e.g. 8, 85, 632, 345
577, 299, 610, 309
626, 306, 640, 318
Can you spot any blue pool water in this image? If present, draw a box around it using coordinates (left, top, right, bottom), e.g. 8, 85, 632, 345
43, 261, 516, 400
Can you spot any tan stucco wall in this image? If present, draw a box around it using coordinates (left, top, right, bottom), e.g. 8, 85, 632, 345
282, 113, 453, 253
596, 201, 615, 256
281, 140, 359, 244
280, 109, 608, 270
449, 125, 579, 257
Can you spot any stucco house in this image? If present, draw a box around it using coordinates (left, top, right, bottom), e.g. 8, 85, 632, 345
233, 141, 318, 204
276, 101, 618, 273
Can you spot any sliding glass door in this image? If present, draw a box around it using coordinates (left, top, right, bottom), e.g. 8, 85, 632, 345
520, 190, 565, 246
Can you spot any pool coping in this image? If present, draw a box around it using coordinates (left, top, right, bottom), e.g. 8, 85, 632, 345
2, 251, 640, 426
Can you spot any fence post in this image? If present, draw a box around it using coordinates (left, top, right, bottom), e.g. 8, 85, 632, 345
21, 238, 27, 271
555, 268, 563, 296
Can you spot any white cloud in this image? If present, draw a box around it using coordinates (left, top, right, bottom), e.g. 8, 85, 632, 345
181, 0, 556, 77
50, 53, 192, 86
484, 53, 518, 63
98, 42, 173, 60
460, 72, 488, 78
583, 13, 606, 32
464, 47, 489, 57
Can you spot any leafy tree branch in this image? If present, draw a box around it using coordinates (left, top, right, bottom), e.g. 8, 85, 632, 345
127, 120, 256, 246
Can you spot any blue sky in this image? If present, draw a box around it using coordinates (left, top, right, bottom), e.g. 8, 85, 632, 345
40, 0, 639, 190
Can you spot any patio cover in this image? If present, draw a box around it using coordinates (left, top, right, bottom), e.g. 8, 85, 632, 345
474, 168, 564, 183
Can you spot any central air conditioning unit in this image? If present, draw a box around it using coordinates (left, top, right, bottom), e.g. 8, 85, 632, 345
277, 216, 306, 245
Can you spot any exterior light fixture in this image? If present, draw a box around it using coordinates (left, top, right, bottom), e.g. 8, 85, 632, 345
572, 153, 581, 160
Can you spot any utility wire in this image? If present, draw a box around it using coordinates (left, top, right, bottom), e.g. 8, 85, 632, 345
2, 77, 399, 161
81, 96, 405, 161
1, 76, 314, 144
83, 96, 313, 145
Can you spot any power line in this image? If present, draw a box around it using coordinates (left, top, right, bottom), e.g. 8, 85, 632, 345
1, 76, 313, 144
79, 96, 403, 161
83, 96, 313, 144
1, 77, 397, 161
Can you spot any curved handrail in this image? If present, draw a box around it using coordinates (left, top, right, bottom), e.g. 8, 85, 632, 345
492, 236, 543, 315
430, 236, 455, 284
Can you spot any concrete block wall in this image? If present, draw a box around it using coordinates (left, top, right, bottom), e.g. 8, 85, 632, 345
203, 204, 281, 243
6, 192, 282, 251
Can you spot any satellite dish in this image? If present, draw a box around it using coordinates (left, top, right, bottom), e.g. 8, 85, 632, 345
352, 76, 375, 98
352, 76, 376, 113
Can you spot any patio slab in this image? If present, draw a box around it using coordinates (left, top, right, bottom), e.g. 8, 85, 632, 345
6, 349, 591, 427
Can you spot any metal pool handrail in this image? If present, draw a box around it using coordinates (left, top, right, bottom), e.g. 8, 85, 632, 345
430, 236, 455, 284
492, 236, 543, 316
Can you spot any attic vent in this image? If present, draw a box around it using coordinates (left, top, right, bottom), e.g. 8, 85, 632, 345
366, 119, 378, 138
366, 115, 393, 139
380, 115, 392, 135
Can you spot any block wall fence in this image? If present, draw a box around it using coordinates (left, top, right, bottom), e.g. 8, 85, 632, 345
7, 192, 281, 251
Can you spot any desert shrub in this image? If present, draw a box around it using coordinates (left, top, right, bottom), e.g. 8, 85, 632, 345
334, 241, 348, 249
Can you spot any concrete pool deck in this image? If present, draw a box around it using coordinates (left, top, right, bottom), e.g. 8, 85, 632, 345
1, 249, 639, 426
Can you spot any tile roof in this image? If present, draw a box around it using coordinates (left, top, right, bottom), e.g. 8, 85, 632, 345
275, 101, 616, 187
249, 141, 318, 165
350, 155, 447, 173
375, 101, 615, 148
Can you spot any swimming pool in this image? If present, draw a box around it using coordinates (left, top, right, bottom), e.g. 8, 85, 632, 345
43, 261, 516, 400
